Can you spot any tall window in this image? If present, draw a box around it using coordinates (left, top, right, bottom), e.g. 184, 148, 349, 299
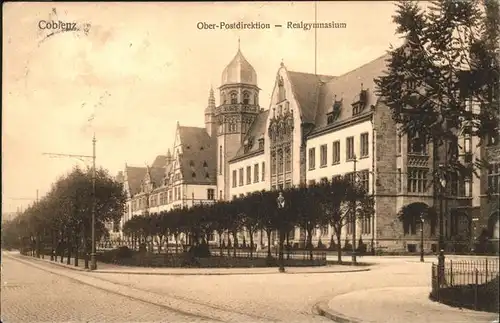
408, 133, 427, 154
219, 146, 223, 174
243, 92, 250, 104
360, 132, 369, 157
346, 136, 355, 160
488, 163, 500, 194
246, 166, 252, 184
332, 141, 340, 164
361, 216, 371, 234
219, 190, 222, 200
254, 164, 259, 183
207, 189, 215, 200
397, 134, 402, 154
230, 92, 237, 104
459, 177, 472, 197
320, 144, 328, 167
239, 168, 244, 186
407, 168, 428, 193
262, 162, 265, 180
232, 170, 237, 188
285, 146, 291, 172
271, 151, 277, 176
464, 137, 472, 153
277, 149, 283, 173
308, 147, 316, 170
359, 170, 370, 192
397, 168, 402, 192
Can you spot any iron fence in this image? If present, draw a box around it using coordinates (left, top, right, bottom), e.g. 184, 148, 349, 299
96, 241, 326, 260
431, 258, 499, 311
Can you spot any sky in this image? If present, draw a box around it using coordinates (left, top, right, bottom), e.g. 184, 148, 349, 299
2, 1, 404, 213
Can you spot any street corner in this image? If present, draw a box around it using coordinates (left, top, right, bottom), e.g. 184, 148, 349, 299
315, 299, 364, 323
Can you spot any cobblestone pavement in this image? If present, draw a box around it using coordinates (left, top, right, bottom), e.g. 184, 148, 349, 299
0, 256, 211, 323
3, 253, 496, 323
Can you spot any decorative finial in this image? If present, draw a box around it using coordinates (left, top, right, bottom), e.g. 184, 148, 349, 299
238, 37, 240, 50
280, 58, 284, 67
361, 82, 364, 90
334, 94, 337, 101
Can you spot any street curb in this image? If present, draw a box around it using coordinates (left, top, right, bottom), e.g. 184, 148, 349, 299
314, 300, 364, 323
92, 267, 371, 276
16, 254, 91, 272
10, 252, 371, 275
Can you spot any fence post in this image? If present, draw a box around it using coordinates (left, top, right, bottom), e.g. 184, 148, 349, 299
450, 260, 453, 286
474, 268, 479, 310
485, 258, 488, 284
438, 249, 445, 287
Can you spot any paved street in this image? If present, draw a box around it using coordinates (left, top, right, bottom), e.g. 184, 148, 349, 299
2, 253, 498, 323
1, 256, 211, 322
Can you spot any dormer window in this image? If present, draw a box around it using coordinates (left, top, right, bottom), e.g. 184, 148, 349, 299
258, 138, 264, 149
230, 92, 237, 104
189, 160, 195, 167
327, 97, 342, 125
352, 89, 367, 116
243, 92, 250, 105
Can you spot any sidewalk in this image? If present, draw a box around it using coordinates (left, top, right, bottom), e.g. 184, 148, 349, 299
9, 252, 371, 275
316, 286, 499, 323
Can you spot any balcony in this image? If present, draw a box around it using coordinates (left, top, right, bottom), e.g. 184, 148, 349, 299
408, 154, 430, 167
215, 104, 259, 115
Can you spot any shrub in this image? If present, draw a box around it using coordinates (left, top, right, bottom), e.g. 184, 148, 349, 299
329, 236, 337, 250
188, 243, 211, 258
357, 237, 367, 254
343, 238, 352, 251
317, 238, 325, 249
116, 246, 133, 258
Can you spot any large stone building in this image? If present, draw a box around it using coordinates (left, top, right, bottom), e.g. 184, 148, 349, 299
117, 43, 496, 252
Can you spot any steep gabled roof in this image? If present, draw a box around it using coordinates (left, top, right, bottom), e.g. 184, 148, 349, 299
148, 167, 166, 187
232, 109, 269, 161
287, 71, 336, 124
125, 166, 147, 196
177, 126, 217, 185
151, 155, 167, 168
312, 53, 390, 131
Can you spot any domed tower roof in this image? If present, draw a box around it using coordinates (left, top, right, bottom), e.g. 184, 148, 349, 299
221, 41, 257, 86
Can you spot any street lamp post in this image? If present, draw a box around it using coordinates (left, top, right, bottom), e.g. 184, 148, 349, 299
420, 213, 425, 262
438, 166, 447, 252
352, 154, 358, 264
277, 192, 285, 273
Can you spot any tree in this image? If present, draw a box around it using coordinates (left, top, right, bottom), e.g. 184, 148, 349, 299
375, 0, 499, 249
322, 176, 353, 263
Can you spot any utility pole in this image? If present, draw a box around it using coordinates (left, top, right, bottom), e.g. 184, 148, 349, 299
42, 134, 97, 270
90, 134, 97, 271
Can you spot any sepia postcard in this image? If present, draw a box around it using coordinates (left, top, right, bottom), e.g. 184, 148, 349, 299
2, 1, 499, 322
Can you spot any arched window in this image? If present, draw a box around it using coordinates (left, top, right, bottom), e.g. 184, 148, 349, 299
222, 92, 227, 104
243, 92, 250, 105
230, 92, 237, 104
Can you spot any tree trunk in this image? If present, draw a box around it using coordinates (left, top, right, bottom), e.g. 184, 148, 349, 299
336, 229, 342, 263
232, 231, 237, 257
249, 229, 254, 258
278, 228, 285, 268
218, 232, 223, 256
74, 238, 79, 267
286, 231, 290, 260
174, 235, 179, 254
266, 229, 272, 258
307, 228, 313, 260
66, 236, 72, 265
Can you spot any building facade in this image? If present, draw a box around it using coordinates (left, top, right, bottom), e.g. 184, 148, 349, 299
117, 44, 495, 252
